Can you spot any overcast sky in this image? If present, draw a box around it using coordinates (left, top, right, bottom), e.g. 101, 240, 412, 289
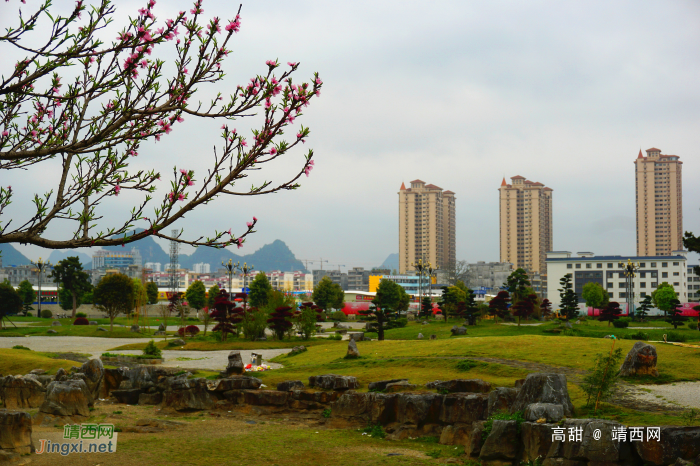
2, 0, 700, 269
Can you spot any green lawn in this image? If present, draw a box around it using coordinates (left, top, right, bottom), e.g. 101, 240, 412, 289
0, 325, 153, 338
0, 348, 82, 375
111, 335, 341, 351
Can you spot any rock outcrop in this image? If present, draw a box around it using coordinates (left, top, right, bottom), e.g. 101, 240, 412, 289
433, 379, 491, 393
0, 375, 45, 409
0, 410, 34, 456
510, 373, 574, 416
39, 379, 92, 417
308, 374, 359, 391
226, 351, 245, 376
620, 341, 659, 377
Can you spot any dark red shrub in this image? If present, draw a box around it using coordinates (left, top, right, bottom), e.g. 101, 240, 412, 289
177, 325, 201, 337
73, 317, 89, 325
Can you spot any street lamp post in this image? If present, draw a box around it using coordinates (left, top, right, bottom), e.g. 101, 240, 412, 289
238, 262, 255, 294
411, 259, 425, 308
31, 258, 52, 317
426, 264, 439, 299
221, 260, 235, 299
619, 259, 641, 320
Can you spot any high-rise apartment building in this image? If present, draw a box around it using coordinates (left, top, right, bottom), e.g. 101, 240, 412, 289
499, 176, 553, 277
398, 180, 456, 274
635, 148, 683, 256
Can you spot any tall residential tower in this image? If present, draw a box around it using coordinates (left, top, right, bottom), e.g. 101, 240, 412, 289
398, 180, 456, 274
498, 176, 553, 276
635, 148, 683, 256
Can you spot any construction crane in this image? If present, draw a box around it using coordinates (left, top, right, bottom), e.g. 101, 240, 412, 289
300, 258, 328, 271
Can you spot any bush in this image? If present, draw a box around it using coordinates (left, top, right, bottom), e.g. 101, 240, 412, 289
482, 411, 525, 440
73, 317, 89, 325
386, 317, 408, 330
688, 322, 699, 330
612, 320, 629, 329
143, 340, 162, 359
25, 312, 32, 317
330, 311, 347, 322
623, 331, 649, 341
667, 331, 688, 343
619, 317, 632, 323
178, 325, 200, 337
40, 309, 52, 318
12, 345, 31, 350
75, 312, 87, 318
362, 423, 386, 439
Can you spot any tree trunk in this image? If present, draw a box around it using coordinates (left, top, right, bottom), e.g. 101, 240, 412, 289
110, 315, 114, 333
518, 316, 521, 327
378, 323, 384, 341
72, 292, 77, 318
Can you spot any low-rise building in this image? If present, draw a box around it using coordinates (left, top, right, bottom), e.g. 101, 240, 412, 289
545, 251, 689, 310
466, 261, 513, 290
688, 265, 700, 301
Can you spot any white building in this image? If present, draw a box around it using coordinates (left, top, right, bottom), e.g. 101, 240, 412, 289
145, 262, 161, 272
688, 265, 700, 301
192, 262, 211, 274
545, 251, 689, 310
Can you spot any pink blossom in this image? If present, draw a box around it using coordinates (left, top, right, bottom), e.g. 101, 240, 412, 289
187, 179, 194, 186
178, 193, 184, 201
156, 27, 164, 35
253, 216, 257, 222
1, 131, 8, 137
89, 56, 95, 64
155, 134, 161, 141
236, 239, 242, 249
221, 124, 227, 130
180, 169, 187, 175
240, 140, 247, 147
269, 147, 277, 155
177, 116, 184, 123
225, 15, 241, 32
149, 0, 156, 7
309, 160, 315, 166
227, 228, 232, 235
138, 7, 147, 16
287, 62, 297, 67
246, 222, 252, 228
114, 185, 121, 195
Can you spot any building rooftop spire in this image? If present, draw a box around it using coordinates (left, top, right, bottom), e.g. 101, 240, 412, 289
500, 177, 507, 187
400, 181, 406, 190
638, 149, 643, 159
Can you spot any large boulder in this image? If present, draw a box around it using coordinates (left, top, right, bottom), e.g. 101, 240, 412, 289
480, 420, 519, 462
128, 365, 179, 390
0, 410, 34, 455
346, 339, 360, 359
397, 393, 443, 426
434, 379, 491, 393
0, 375, 45, 409
77, 358, 104, 400
487, 387, 518, 417
547, 419, 638, 464
451, 326, 467, 336
207, 376, 262, 391
276, 380, 305, 392
308, 374, 359, 391
112, 389, 142, 405
368, 379, 409, 392
100, 367, 129, 398
634, 427, 700, 466
39, 379, 91, 417
161, 377, 217, 411
439, 393, 488, 424
620, 341, 659, 377
510, 373, 574, 417
330, 392, 398, 426
520, 421, 556, 462
524, 403, 564, 422
226, 351, 245, 376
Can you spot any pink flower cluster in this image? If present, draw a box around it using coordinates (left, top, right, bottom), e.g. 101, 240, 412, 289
225, 15, 241, 33
304, 160, 314, 177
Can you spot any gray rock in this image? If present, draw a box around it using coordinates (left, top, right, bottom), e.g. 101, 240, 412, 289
77, 358, 104, 401
161, 377, 216, 411
565, 322, 573, 329
440, 393, 488, 424
634, 426, 700, 466
171, 338, 186, 346
158, 323, 166, 331
207, 376, 262, 391
97, 327, 107, 332
276, 380, 305, 391
480, 420, 519, 461
0, 375, 45, 409
520, 421, 556, 462
450, 326, 467, 336
51, 321, 61, 326
89, 321, 98, 325
40, 379, 92, 417
620, 341, 659, 377
430, 334, 437, 340
385, 382, 417, 392
29, 369, 46, 375
434, 379, 491, 393
510, 373, 574, 417
138, 392, 162, 405
487, 387, 518, 417
308, 374, 359, 391
130, 325, 140, 332
153, 331, 166, 336
425, 380, 444, 389
417, 333, 424, 339
0, 410, 34, 455
368, 379, 409, 392
290, 346, 307, 354
524, 402, 564, 422
346, 339, 360, 359
47, 329, 58, 334
226, 351, 245, 376
349, 332, 365, 341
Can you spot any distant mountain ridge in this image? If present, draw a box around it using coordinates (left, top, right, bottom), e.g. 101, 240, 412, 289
380, 253, 398, 271
105, 229, 306, 272
47, 250, 92, 269
0, 243, 31, 266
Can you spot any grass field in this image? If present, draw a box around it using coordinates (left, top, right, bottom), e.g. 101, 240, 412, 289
0, 325, 156, 338
0, 348, 82, 375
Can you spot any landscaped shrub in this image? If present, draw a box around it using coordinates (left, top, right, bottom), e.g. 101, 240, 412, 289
178, 325, 200, 337
387, 317, 408, 329
688, 322, 699, 330
25, 312, 32, 317
612, 320, 629, 329
143, 340, 162, 359
330, 311, 347, 322
40, 309, 52, 318
667, 331, 688, 343
623, 331, 649, 341
12, 345, 31, 350
73, 317, 89, 325
482, 411, 525, 440
75, 312, 87, 318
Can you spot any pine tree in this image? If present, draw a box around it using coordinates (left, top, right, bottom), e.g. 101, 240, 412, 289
598, 301, 622, 326
540, 298, 552, 319
267, 306, 295, 340
488, 290, 510, 323
665, 299, 686, 329
636, 295, 653, 321
512, 293, 537, 326
558, 274, 579, 321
